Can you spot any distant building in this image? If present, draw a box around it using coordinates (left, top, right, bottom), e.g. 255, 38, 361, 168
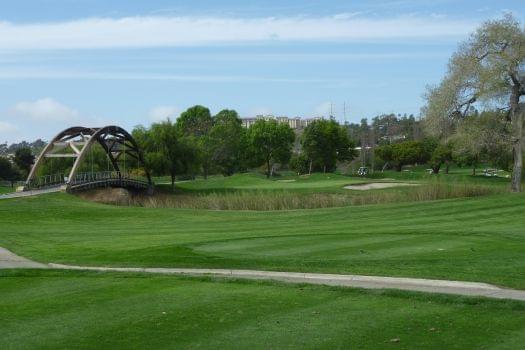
241, 117, 258, 128
241, 115, 323, 130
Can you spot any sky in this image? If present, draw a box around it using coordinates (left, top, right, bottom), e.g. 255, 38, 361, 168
0, 0, 524, 143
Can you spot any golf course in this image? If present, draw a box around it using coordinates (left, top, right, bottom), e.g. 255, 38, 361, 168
2, 6, 525, 348
1, 170, 525, 349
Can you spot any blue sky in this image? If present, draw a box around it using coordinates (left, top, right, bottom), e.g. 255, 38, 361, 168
0, 0, 524, 143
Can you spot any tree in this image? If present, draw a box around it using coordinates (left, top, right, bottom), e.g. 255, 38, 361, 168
0, 157, 20, 186
423, 15, 525, 191
301, 119, 357, 173
289, 153, 310, 175
210, 109, 246, 176
430, 144, 453, 174
376, 141, 425, 171
14, 147, 34, 178
451, 112, 511, 175
133, 120, 182, 188
177, 105, 214, 179
247, 119, 295, 178
176, 105, 214, 137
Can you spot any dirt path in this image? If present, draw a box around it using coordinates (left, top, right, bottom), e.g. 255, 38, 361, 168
1, 247, 524, 301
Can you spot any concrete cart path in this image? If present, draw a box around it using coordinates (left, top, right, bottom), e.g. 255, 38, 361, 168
0, 186, 65, 200
1, 247, 524, 301
0, 247, 47, 268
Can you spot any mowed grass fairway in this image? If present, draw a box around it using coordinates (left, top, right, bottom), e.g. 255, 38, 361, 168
1, 173, 525, 348
1, 269, 525, 349
172, 173, 365, 193
1, 188, 524, 289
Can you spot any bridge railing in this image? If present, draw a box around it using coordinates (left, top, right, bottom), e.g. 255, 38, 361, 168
25, 171, 151, 190
69, 171, 150, 186
25, 173, 67, 190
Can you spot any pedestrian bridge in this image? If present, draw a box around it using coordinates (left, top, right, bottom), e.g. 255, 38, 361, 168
23, 126, 153, 193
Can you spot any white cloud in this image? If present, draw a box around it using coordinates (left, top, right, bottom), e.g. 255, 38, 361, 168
7, 98, 80, 122
148, 105, 179, 122
0, 14, 478, 50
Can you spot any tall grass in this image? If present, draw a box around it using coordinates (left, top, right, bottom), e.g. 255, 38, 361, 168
89, 182, 504, 210
350, 183, 501, 206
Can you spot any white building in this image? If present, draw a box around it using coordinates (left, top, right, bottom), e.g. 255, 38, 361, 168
241, 115, 323, 130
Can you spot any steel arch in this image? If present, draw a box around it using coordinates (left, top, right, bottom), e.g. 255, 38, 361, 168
25, 125, 151, 190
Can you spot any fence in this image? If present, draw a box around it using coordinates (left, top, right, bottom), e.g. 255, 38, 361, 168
25, 171, 151, 191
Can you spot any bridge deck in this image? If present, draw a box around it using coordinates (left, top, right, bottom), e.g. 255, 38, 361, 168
21, 171, 153, 195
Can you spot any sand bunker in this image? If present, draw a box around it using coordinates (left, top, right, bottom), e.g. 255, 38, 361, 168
344, 182, 420, 190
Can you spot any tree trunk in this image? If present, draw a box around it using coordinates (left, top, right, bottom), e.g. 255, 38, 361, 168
472, 167, 476, 176
510, 90, 523, 192
266, 159, 271, 178
309, 160, 313, 175
170, 173, 175, 189
445, 162, 449, 174
511, 122, 523, 192
323, 164, 326, 173
432, 164, 440, 174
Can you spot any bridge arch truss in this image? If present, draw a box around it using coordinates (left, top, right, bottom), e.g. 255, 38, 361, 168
25, 126, 152, 191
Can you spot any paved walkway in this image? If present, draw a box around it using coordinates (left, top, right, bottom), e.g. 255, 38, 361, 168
1, 247, 524, 301
0, 186, 65, 200
0, 247, 47, 268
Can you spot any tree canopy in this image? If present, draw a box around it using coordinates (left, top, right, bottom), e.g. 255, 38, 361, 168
210, 109, 247, 176
301, 119, 357, 173
423, 15, 525, 190
14, 147, 34, 178
376, 141, 428, 171
246, 119, 295, 178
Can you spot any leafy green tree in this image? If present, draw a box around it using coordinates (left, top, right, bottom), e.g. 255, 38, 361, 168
451, 112, 511, 175
430, 144, 453, 174
14, 147, 34, 177
301, 119, 357, 173
177, 105, 214, 179
133, 120, 182, 188
210, 109, 246, 176
247, 119, 295, 178
376, 141, 425, 171
177, 105, 214, 137
423, 15, 525, 191
289, 153, 309, 175
0, 157, 20, 186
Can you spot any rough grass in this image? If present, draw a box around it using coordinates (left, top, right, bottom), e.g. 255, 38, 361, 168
1, 269, 524, 350
82, 182, 503, 210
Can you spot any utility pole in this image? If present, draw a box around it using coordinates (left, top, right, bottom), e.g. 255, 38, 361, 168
343, 102, 347, 125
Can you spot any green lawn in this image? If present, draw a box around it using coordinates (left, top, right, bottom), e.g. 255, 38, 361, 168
369, 165, 511, 185
1, 269, 524, 350
1, 191, 524, 289
2, 172, 525, 349
0, 185, 15, 194
170, 172, 366, 194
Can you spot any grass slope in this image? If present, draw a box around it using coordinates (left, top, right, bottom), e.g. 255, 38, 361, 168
1, 269, 524, 350
1, 191, 524, 288
0, 185, 15, 194
168, 173, 365, 194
